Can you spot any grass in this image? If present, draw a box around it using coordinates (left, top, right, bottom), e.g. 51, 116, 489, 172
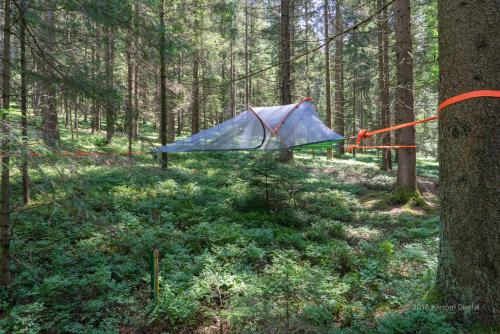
0, 115, 476, 333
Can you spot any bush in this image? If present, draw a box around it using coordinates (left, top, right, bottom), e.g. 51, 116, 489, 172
304, 219, 347, 242
377, 308, 454, 334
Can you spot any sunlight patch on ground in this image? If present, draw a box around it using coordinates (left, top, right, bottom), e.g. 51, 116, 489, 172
346, 225, 381, 241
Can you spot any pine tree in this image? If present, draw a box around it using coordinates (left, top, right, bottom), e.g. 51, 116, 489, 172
394, 0, 416, 195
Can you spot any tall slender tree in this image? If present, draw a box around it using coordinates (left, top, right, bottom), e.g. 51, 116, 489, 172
40, 6, 60, 145
159, 0, 168, 167
0, 0, 11, 286
191, 0, 201, 134
378, 0, 391, 170
334, 0, 345, 155
19, 0, 29, 204
437, 0, 500, 324
394, 0, 416, 194
279, 0, 293, 162
104, 26, 115, 142
324, 0, 333, 159
127, 13, 134, 161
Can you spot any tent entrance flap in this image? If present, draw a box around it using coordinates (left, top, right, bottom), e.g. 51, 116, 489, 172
154, 99, 344, 153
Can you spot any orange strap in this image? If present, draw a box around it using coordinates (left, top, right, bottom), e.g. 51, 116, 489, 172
354, 89, 500, 146
28, 151, 146, 157
347, 145, 415, 152
438, 89, 500, 112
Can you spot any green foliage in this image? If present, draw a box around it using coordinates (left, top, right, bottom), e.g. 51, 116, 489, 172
1, 122, 454, 332
378, 240, 395, 259
377, 309, 455, 334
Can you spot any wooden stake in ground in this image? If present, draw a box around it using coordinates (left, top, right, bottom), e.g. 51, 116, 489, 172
437, 0, 500, 324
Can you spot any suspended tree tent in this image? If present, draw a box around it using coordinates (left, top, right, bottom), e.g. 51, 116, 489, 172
154, 98, 344, 153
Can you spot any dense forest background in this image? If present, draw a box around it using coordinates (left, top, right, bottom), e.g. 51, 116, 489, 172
1, 0, 438, 154
1, 0, 498, 333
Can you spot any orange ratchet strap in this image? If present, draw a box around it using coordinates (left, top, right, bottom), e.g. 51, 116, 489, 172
349, 89, 500, 151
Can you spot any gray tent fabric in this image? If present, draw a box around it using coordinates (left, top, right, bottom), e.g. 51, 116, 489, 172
154, 99, 344, 153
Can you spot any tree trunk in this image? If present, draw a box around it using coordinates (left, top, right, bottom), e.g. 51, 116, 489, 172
394, 0, 416, 194
324, 0, 333, 159
378, 0, 392, 170
105, 26, 114, 143
230, 38, 236, 118
334, 0, 345, 155
127, 21, 134, 161
133, 62, 139, 139
437, 0, 500, 324
352, 68, 356, 158
20, 0, 29, 205
74, 96, 79, 131
41, 7, 60, 146
279, 0, 293, 162
191, 54, 200, 134
304, 0, 311, 97
0, 0, 12, 287
176, 54, 183, 136
159, 0, 168, 167
133, 3, 139, 139
244, 0, 250, 107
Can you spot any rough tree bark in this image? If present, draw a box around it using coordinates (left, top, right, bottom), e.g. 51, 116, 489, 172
279, 0, 293, 162
437, 0, 500, 324
334, 0, 345, 155
394, 0, 416, 194
324, 0, 333, 159
159, 0, 168, 167
0, 0, 12, 286
378, 0, 392, 170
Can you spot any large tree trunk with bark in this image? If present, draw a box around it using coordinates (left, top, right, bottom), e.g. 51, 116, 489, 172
334, 0, 344, 155
0, 0, 12, 287
437, 0, 500, 324
279, 0, 293, 162
324, 0, 333, 159
378, 0, 392, 171
394, 0, 416, 194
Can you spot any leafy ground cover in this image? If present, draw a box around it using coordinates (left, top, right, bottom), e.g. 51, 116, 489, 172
1, 123, 481, 333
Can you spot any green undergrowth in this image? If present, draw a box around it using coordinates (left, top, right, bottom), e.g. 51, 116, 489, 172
0, 125, 470, 333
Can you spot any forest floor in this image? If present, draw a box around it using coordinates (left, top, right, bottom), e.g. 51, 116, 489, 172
1, 120, 492, 333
